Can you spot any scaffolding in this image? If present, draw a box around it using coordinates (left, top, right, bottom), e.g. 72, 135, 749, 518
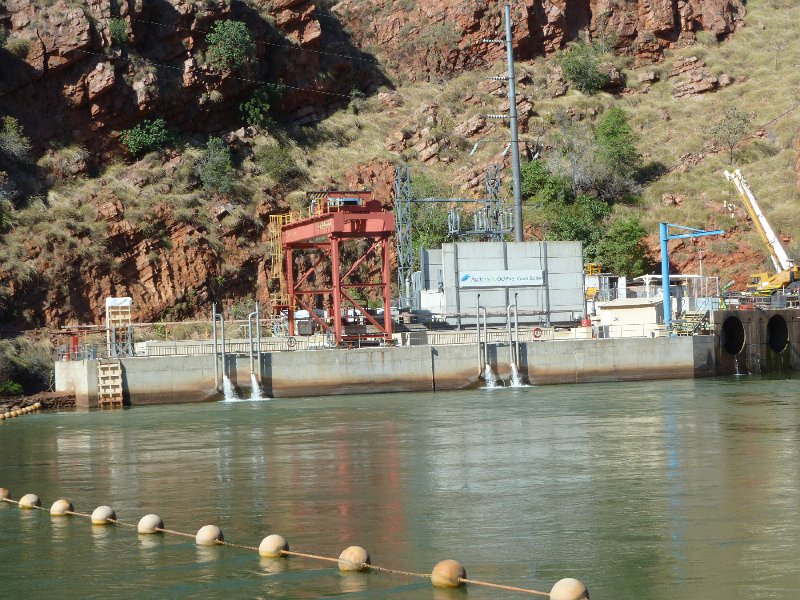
105, 297, 133, 358
268, 213, 297, 308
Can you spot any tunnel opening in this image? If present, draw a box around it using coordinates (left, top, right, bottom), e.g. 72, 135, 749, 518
766, 315, 789, 354
721, 316, 745, 355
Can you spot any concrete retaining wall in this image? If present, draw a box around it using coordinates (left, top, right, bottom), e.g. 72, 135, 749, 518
56, 335, 719, 405
54, 360, 98, 407
56, 355, 219, 407
118, 354, 219, 405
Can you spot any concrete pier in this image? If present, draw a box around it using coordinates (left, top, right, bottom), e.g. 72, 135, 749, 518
57, 335, 717, 407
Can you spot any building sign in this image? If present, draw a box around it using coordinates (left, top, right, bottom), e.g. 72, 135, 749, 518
459, 270, 544, 288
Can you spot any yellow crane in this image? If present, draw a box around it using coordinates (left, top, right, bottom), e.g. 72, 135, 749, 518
724, 169, 800, 295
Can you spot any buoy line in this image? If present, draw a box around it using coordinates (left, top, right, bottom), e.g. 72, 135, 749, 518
0, 488, 588, 600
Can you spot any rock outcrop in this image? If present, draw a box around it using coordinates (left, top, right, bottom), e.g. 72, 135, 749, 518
0, 0, 385, 149
334, 0, 745, 80
669, 56, 734, 97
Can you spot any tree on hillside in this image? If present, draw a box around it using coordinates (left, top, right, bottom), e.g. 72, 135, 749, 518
541, 194, 611, 260
546, 108, 640, 201
595, 107, 641, 180
197, 136, 233, 195
206, 20, 254, 71
520, 159, 569, 205
710, 106, 752, 162
595, 217, 654, 277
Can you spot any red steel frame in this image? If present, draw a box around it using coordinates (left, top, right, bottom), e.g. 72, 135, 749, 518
281, 191, 395, 346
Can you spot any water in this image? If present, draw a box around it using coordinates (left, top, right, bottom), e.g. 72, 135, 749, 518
3, 375, 800, 599
249, 373, 264, 401
483, 363, 499, 388
221, 374, 238, 401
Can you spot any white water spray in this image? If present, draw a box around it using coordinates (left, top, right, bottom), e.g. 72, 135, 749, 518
250, 373, 264, 401
509, 363, 524, 387
484, 363, 499, 388
222, 375, 239, 401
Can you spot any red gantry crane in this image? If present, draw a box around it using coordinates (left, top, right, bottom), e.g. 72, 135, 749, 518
280, 191, 395, 346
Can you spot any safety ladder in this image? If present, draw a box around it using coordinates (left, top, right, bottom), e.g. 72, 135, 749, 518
97, 359, 124, 407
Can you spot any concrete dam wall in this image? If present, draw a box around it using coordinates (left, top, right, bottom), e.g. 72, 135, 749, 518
57, 335, 716, 407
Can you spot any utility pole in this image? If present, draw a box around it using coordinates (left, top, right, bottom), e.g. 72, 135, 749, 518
483, 4, 524, 242
504, 4, 523, 242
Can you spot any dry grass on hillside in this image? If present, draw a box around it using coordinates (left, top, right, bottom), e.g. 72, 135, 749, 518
3, 0, 797, 302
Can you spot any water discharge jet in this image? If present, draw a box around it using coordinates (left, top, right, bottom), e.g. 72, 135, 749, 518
222, 376, 238, 401
250, 374, 264, 401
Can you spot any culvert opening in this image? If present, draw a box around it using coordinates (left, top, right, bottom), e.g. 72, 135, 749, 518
767, 315, 789, 354
721, 316, 745, 355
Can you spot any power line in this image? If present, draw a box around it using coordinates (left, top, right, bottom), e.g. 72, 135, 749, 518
115, 13, 382, 66
0, 44, 353, 100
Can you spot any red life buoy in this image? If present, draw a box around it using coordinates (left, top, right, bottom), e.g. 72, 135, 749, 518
533, 327, 543, 339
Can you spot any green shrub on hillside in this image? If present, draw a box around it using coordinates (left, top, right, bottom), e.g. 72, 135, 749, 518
5, 35, 29, 59
197, 136, 233, 195
541, 193, 611, 259
240, 84, 283, 128
0, 116, 32, 164
206, 20, 254, 71
121, 118, 175, 157
520, 160, 569, 204
0, 195, 15, 233
0, 337, 54, 394
108, 18, 128, 47
557, 42, 609, 94
255, 144, 305, 186
0, 380, 23, 396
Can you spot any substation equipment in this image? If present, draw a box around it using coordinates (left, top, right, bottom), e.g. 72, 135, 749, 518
394, 164, 585, 329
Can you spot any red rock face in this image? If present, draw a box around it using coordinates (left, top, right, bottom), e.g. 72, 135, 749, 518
335, 0, 745, 78
0, 0, 385, 148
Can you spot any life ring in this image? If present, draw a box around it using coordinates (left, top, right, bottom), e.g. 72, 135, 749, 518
286, 336, 297, 349
533, 327, 543, 339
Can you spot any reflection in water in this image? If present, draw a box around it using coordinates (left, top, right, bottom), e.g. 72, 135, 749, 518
2, 376, 800, 599
259, 557, 289, 575
338, 572, 368, 594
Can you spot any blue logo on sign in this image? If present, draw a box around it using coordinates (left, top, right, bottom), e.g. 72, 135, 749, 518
461, 274, 470, 281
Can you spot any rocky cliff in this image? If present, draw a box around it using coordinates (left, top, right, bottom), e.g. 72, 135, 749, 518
334, 0, 745, 80
0, 0, 383, 150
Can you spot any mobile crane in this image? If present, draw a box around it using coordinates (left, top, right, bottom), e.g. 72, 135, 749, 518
724, 169, 800, 295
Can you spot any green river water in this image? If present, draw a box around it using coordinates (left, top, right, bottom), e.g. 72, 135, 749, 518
2, 375, 800, 599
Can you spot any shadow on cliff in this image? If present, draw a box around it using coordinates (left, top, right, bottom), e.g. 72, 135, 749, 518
232, 1, 391, 126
